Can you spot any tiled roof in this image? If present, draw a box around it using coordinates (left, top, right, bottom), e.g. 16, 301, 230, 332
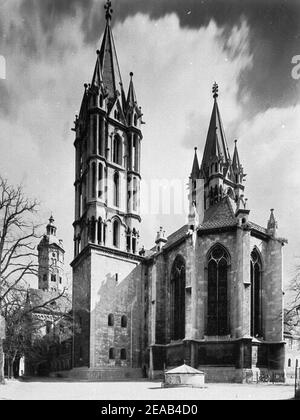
199, 196, 237, 230
149, 224, 189, 255
165, 224, 189, 248
248, 221, 268, 235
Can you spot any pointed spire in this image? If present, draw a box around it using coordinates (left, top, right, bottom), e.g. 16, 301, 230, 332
191, 147, 200, 179
267, 208, 278, 236
91, 50, 103, 89
127, 72, 138, 109
200, 83, 231, 176
46, 215, 57, 236
96, 1, 124, 105
232, 139, 241, 170
155, 227, 168, 252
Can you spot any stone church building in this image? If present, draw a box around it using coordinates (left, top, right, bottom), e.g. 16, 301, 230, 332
71, 1, 287, 382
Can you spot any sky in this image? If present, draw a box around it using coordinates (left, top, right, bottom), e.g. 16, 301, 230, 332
0, 0, 299, 290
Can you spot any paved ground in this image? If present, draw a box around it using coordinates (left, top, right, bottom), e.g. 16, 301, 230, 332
0, 378, 296, 400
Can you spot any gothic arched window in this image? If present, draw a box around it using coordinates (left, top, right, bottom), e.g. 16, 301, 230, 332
133, 177, 137, 211
91, 162, 96, 199
113, 172, 120, 207
113, 219, 120, 248
120, 348, 126, 360
93, 116, 97, 154
113, 135, 122, 165
227, 188, 234, 200
214, 185, 219, 203
209, 187, 213, 206
97, 217, 102, 245
90, 217, 96, 243
170, 256, 186, 341
98, 163, 103, 198
114, 172, 120, 207
207, 245, 229, 336
132, 231, 137, 254
132, 136, 139, 172
126, 228, 131, 252
250, 249, 262, 337
109, 348, 115, 359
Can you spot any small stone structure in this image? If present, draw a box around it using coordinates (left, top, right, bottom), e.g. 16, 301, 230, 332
162, 364, 205, 388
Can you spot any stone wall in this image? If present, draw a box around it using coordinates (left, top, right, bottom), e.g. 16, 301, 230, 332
262, 238, 284, 342
89, 247, 144, 369
72, 250, 91, 367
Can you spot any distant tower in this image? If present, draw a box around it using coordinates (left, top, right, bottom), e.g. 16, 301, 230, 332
37, 215, 65, 292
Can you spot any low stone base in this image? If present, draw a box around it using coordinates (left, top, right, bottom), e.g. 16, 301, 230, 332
197, 366, 285, 383
162, 383, 207, 389
56, 367, 144, 381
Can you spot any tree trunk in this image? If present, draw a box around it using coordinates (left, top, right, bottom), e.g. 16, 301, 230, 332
8, 361, 11, 379
0, 339, 5, 384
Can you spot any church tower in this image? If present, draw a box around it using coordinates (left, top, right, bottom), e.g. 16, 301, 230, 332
188, 82, 247, 228
73, 2, 143, 255
37, 215, 65, 292
71, 1, 145, 374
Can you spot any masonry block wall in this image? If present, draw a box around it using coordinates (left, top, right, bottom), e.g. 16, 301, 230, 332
89, 249, 144, 369
195, 229, 242, 339
72, 251, 91, 368
262, 238, 284, 343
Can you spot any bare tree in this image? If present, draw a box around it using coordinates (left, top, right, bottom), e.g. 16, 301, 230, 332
0, 175, 41, 383
284, 268, 300, 333
2, 286, 72, 379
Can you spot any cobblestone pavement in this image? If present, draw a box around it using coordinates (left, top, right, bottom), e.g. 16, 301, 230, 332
0, 378, 296, 400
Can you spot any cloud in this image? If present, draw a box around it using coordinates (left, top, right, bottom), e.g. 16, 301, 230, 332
0, 4, 299, 289
114, 0, 300, 113
237, 104, 300, 283
0, 8, 96, 273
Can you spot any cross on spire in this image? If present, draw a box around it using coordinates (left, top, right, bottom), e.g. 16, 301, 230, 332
104, 0, 113, 22
212, 81, 219, 99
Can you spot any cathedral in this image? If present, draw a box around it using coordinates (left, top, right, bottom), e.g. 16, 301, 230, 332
71, 1, 287, 383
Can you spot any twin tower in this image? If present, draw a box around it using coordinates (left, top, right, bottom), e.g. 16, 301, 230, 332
71, 8, 247, 265
70, 1, 285, 382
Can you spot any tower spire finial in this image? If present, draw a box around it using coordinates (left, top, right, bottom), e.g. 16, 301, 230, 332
212, 81, 219, 99
104, 0, 113, 23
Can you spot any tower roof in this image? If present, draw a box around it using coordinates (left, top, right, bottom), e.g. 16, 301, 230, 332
126, 72, 138, 110
91, 52, 104, 90
97, 2, 125, 106
40, 215, 64, 250
267, 208, 278, 231
232, 140, 241, 170
200, 83, 231, 175
46, 214, 56, 234
190, 147, 201, 179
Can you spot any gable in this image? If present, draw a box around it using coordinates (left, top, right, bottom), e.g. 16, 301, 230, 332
200, 196, 237, 230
